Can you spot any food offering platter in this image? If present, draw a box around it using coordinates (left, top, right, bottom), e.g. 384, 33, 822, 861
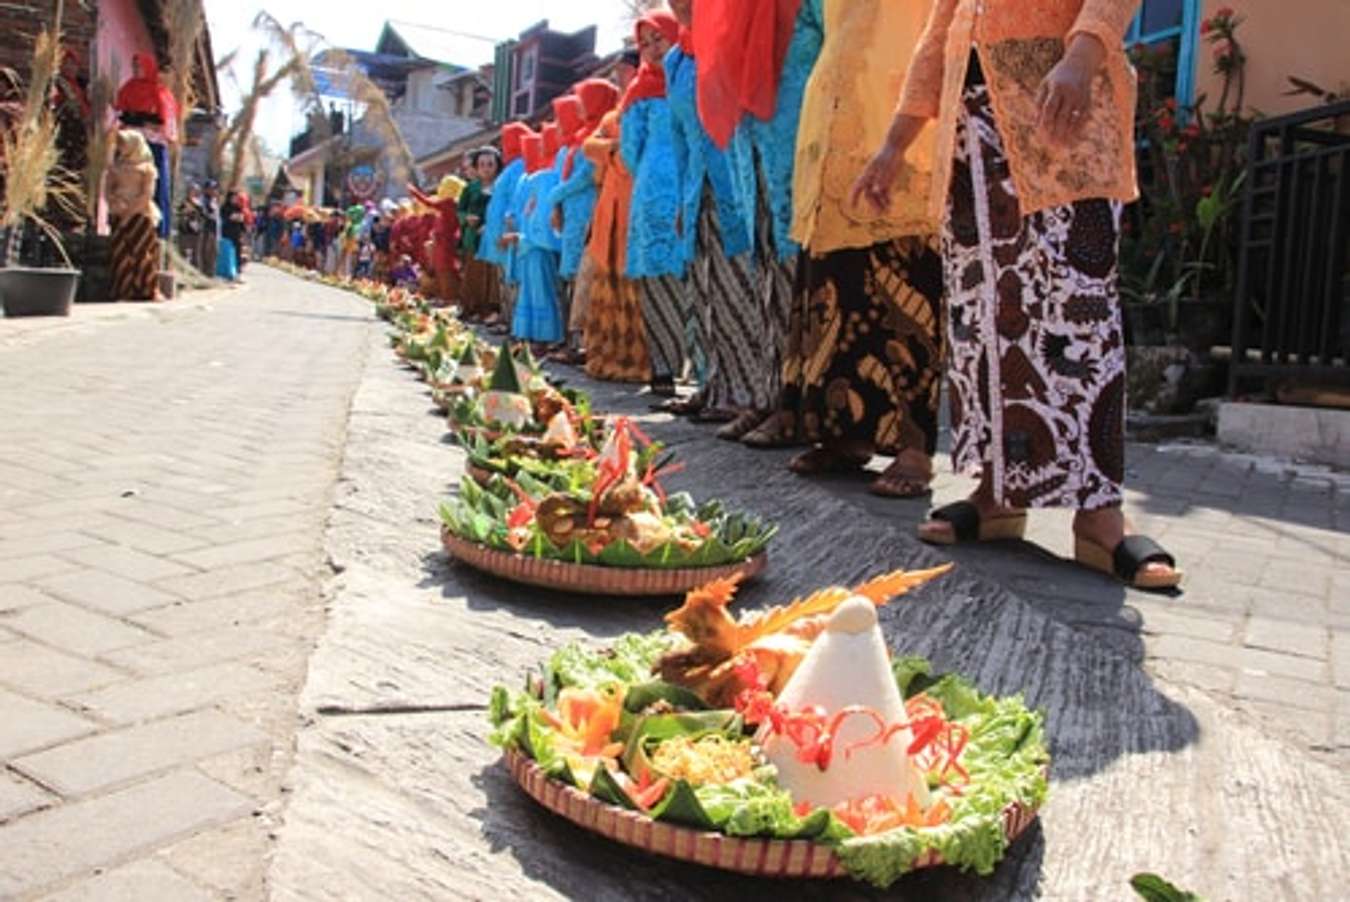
503, 747, 1041, 878
488, 568, 1050, 887
441, 529, 768, 596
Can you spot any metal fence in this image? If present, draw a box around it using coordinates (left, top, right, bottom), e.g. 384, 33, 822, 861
1230, 101, 1350, 395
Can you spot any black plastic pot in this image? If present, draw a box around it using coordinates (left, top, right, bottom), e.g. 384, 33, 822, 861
1174, 299, 1235, 353
0, 267, 81, 317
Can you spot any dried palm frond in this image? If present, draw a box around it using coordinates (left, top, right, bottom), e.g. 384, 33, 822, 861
214, 15, 322, 190
85, 70, 116, 222
0, 3, 86, 266
162, 0, 206, 195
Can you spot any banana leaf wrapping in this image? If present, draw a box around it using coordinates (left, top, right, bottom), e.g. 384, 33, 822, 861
440, 471, 776, 570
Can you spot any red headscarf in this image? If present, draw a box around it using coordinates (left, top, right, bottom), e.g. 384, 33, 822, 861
566, 78, 620, 178
521, 134, 546, 174
114, 52, 180, 141
501, 122, 532, 165
541, 122, 562, 164
693, 0, 803, 148
618, 11, 680, 114
552, 96, 585, 147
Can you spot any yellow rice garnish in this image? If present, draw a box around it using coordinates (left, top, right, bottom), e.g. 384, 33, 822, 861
650, 734, 755, 786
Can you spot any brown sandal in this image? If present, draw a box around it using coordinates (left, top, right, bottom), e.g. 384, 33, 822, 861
869, 460, 933, 499
788, 446, 869, 476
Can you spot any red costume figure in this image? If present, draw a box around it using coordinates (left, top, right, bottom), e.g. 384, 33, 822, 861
389, 204, 419, 280
408, 176, 466, 304
568, 79, 621, 179
541, 121, 563, 168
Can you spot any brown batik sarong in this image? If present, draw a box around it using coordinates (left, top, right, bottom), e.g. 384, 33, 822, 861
584, 267, 651, 383
459, 256, 500, 319
779, 236, 944, 455
110, 213, 160, 300
943, 83, 1126, 510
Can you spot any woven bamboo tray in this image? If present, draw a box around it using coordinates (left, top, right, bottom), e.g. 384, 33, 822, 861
441, 529, 767, 596
504, 749, 1041, 878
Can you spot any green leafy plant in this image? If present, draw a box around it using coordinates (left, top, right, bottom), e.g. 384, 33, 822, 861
1130, 872, 1203, 901
1125, 7, 1252, 314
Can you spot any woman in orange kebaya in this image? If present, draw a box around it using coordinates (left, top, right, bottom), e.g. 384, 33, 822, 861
855, 0, 1181, 590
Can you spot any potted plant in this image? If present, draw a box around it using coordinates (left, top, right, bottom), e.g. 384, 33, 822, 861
0, 6, 85, 317
1123, 8, 1252, 354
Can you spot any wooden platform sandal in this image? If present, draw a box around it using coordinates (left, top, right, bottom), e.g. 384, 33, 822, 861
918, 500, 1027, 546
1074, 535, 1183, 591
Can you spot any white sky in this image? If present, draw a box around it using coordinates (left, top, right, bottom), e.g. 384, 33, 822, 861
205, 1, 633, 154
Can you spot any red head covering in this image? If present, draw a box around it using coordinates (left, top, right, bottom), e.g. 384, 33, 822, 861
565, 78, 621, 178
693, 0, 803, 148
541, 122, 562, 163
501, 122, 532, 164
678, 26, 695, 56
619, 11, 680, 114
115, 52, 180, 141
521, 134, 546, 174
552, 96, 585, 146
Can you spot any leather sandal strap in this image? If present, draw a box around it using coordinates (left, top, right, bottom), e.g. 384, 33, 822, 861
1113, 535, 1176, 582
930, 501, 981, 542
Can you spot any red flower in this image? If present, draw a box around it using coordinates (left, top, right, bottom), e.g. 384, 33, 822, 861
1164, 97, 1178, 112
1216, 6, 1234, 19
1200, 184, 1213, 197
1199, 19, 1212, 34
1182, 123, 1201, 139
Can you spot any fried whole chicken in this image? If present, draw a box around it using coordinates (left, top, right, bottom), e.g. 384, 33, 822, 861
654, 566, 954, 708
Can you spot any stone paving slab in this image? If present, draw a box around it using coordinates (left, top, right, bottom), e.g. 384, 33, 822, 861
0, 269, 375, 898
0, 772, 54, 822
270, 305, 1349, 901
0, 688, 97, 758
38, 859, 217, 902
0, 770, 250, 898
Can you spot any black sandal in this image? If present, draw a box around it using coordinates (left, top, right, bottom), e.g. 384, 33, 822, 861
1075, 535, 1183, 590
919, 501, 1027, 546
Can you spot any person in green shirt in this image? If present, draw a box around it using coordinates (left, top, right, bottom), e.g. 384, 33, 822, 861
458, 146, 503, 322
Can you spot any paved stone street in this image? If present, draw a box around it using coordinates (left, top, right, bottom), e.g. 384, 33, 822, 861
0, 270, 371, 899
3, 267, 1347, 899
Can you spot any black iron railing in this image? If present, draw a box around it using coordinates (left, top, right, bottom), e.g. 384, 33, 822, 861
1230, 101, 1350, 394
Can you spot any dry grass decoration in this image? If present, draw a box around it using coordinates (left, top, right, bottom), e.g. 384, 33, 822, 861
0, 1, 85, 267
162, 0, 206, 193
213, 13, 323, 193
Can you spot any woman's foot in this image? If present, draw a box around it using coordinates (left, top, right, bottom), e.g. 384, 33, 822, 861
691, 406, 739, 424
716, 409, 767, 441
740, 411, 801, 449
917, 477, 1024, 544
869, 450, 933, 499
789, 443, 869, 476
1073, 507, 1182, 590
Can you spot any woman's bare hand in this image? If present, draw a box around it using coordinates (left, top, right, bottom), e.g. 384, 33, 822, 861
850, 113, 926, 213
851, 145, 903, 213
1036, 33, 1106, 145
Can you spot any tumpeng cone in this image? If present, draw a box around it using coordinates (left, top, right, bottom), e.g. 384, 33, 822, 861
761, 597, 930, 811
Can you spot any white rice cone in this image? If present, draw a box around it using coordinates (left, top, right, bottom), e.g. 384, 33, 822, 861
762, 597, 929, 810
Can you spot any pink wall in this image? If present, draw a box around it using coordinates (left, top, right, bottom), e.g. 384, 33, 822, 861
1196, 0, 1350, 117
94, 0, 155, 85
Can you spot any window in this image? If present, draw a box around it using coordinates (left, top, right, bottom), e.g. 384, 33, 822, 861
1127, 0, 1200, 111
516, 46, 537, 90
